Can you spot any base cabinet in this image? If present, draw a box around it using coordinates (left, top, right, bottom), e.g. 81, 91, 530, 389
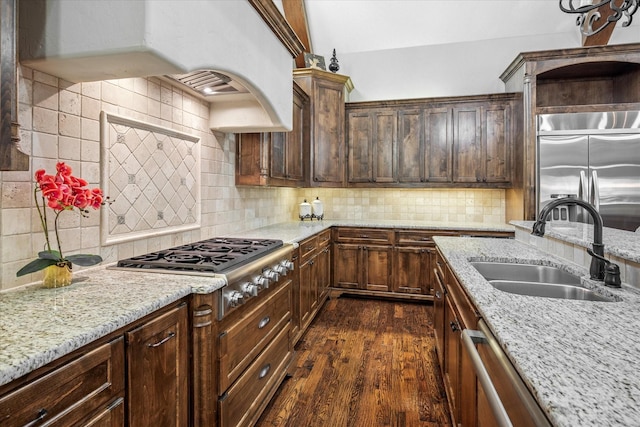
126, 302, 189, 427
435, 248, 553, 427
295, 229, 331, 344
0, 338, 125, 427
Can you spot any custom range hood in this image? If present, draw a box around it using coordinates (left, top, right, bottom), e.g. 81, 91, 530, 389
18, 0, 298, 132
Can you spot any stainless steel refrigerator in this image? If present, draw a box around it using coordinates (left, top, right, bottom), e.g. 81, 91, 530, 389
537, 111, 640, 232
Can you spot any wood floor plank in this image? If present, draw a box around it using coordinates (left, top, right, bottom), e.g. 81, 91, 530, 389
257, 296, 452, 427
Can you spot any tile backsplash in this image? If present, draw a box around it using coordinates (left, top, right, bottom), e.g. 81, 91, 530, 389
0, 66, 507, 291
295, 188, 505, 223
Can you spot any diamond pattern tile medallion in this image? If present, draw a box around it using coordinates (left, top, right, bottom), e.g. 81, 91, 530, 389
100, 112, 201, 245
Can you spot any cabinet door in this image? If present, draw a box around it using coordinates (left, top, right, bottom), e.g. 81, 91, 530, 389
433, 260, 446, 370
236, 133, 267, 186
127, 303, 189, 427
316, 244, 331, 301
453, 105, 482, 183
299, 256, 314, 329
372, 111, 396, 183
333, 243, 361, 289
285, 86, 307, 183
393, 246, 431, 295
363, 245, 392, 293
347, 111, 373, 183
312, 79, 345, 185
424, 107, 452, 183
397, 109, 424, 183
482, 103, 511, 183
270, 132, 287, 180
444, 295, 462, 427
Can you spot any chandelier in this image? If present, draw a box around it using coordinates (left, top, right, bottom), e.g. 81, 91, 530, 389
559, 0, 639, 36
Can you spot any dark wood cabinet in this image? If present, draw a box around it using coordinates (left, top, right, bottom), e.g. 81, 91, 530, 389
347, 109, 396, 184
294, 229, 331, 344
0, 338, 125, 427
396, 108, 424, 183
394, 229, 447, 296
236, 82, 309, 187
332, 228, 394, 295
126, 302, 189, 427
453, 102, 513, 184
435, 248, 552, 427
345, 94, 520, 188
293, 68, 353, 187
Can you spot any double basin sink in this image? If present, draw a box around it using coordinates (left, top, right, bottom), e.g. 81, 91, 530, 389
471, 262, 615, 302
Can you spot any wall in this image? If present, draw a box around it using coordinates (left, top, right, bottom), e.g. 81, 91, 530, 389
0, 66, 298, 291
0, 66, 506, 292
296, 188, 505, 223
337, 31, 640, 102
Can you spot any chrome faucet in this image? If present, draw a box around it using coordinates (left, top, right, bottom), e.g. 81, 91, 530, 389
532, 197, 615, 284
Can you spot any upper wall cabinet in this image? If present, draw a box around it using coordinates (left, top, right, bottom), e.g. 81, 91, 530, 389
293, 68, 354, 188
236, 82, 310, 187
345, 93, 521, 188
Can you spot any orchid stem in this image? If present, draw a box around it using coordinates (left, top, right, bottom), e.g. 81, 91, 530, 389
35, 187, 52, 253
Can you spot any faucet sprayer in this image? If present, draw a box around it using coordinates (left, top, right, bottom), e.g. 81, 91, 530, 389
531, 197, 620, 287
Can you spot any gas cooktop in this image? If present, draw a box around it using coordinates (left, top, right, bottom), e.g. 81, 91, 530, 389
116, 237, 283, 273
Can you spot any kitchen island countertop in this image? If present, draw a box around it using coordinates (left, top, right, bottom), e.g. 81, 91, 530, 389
435, 236, 640, 427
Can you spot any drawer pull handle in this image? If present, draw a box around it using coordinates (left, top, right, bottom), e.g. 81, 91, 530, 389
258, 316, 270, 329
359, 234, 369, 238
25, 409, 48, 427
258, 363, 271, 379
148, 332, 176, 348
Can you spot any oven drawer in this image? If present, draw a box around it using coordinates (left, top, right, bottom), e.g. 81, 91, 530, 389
219, 323, 292, 427
218, 280, 292, 391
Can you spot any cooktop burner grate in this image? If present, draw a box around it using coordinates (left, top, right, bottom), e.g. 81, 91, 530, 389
116, 237, 283, 273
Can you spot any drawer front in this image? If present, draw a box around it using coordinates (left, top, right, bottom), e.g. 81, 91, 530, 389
317, 228, 331, 247
334, 227, 394, 245
0, 338, 125, 427
219, 280, 291, 391
299, 235, 318, 263
219, 323, 292, 427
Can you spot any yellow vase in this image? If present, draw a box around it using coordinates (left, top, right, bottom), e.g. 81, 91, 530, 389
42, 264, 73, 288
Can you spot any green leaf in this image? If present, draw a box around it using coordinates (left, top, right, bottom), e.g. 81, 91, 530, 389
16, 258, 58, 276
66, 254, 103, 266
38, 250, 62, 260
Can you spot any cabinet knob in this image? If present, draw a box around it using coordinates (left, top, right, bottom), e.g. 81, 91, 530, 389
450, 321, 460, 332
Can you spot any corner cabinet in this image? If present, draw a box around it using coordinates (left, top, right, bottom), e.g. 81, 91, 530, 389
345, 93, 521, 188
236, 81, 310, 187
293, 68, 354, 187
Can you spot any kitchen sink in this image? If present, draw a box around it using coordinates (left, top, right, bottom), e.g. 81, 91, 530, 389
470, 262, 582, 285
489, 280, 614, 302
470, 261, 616, 302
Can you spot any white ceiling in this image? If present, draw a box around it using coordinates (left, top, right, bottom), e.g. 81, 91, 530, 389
303, 0, 640, 55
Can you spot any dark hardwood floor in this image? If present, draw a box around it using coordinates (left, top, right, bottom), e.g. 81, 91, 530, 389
256, 296, 452, 427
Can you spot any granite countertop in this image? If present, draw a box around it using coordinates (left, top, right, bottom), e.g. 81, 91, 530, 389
0, 219, 513, 389
434, 236, 640, 427
0, 268, 225, 387
511, 220, 640, 263
230, 219, 514, 244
